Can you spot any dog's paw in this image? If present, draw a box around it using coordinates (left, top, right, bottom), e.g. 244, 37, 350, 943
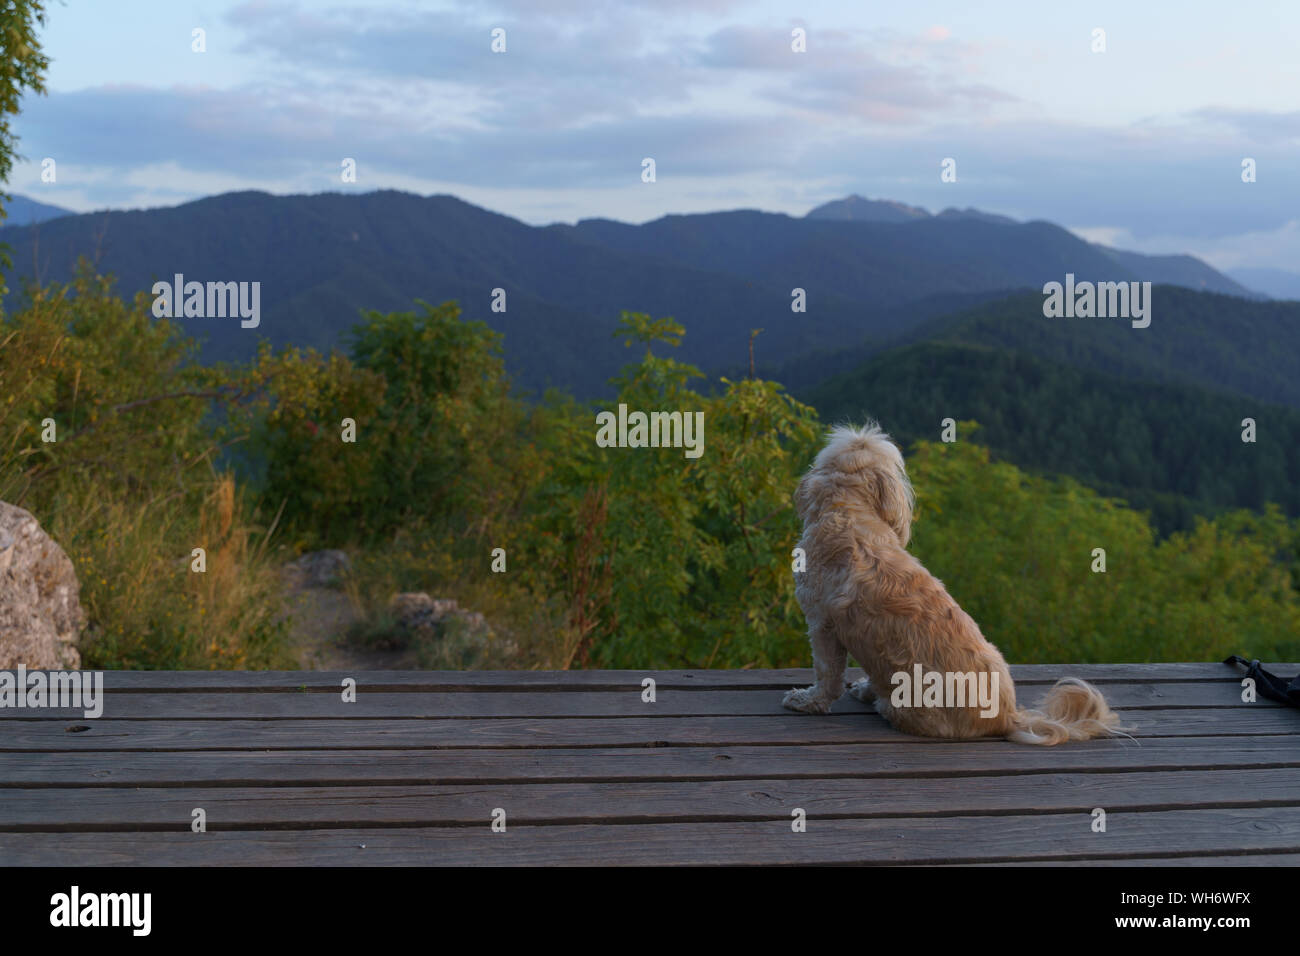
847, 677, 875, 702
782, 686, 831, 714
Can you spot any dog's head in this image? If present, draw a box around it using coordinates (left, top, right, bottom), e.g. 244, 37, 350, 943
795, 423, 915, 546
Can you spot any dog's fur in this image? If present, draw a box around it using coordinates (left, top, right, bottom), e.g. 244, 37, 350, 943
782, 423, 1127, 745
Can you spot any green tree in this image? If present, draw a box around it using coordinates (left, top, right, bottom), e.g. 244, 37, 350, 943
905, 425, 1300, 664
0, 268, 290, 668
528, 312, 821, 668
0, 0, 50, 283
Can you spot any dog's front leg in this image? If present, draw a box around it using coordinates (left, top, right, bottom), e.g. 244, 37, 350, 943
782, 627, 847, 714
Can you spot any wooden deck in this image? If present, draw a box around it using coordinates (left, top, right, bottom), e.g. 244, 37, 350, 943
2, 662, 1298, 866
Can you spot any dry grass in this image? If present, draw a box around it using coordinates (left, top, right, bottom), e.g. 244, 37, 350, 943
56, 472, 294, 669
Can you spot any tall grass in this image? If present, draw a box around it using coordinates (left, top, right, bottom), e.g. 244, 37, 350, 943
52, 473, 293, 669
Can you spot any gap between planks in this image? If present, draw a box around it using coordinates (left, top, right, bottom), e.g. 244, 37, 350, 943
45, 663, 1297, 694
2, 708, 1298, 752
0, 682, 1281, 721
2, 737, 1297, 788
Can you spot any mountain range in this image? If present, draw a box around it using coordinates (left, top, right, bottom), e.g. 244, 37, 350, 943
0, 189, 1265, 396
1, 193, 71, 226
2, 187, 1296, 532
1225, 266, 1300, 301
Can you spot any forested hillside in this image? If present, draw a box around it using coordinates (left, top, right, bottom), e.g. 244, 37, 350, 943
908, 286, 1300, 409
805, 342, 1300, 534
3, 273, 1297, 671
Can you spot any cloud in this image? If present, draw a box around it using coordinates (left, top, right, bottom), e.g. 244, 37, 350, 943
13, 79, 797, 195
7, 0, 1299, 277
693, 24, 1018, 123
1186, 107, 1300, 144
14, 7, 1030, 197
222, 8, 1021, 130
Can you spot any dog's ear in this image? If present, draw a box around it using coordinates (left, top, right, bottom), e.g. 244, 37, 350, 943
794, 470, 822, 524
874, 459, 915, 546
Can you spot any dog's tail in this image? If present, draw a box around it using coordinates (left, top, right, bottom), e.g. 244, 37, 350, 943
1006, 677, 1129, 746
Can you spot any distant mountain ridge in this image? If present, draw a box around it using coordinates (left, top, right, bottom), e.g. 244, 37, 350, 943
805, 194, 930, 223
1091, 245, 1265, 298
0, 189, 1258, 395
1227, 267, 1300, 300
801, 195, 1250, 297
805, 194, 1019, 227
2, 192, 72, 226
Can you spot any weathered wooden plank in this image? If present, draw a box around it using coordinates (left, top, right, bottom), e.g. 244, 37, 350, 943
4, 689, 862, 720
3, 806, 1297, 865
2, 736, 1296, 787
0, 715, 914, 750
0, 680, 1273, 721
3, 768, 1296, 830
41, 663, 1295, 692
1, 707, 1294, 752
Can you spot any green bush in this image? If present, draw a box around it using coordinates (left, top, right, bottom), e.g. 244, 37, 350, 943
4, 271, 1297, 669
0, 270, 292, 668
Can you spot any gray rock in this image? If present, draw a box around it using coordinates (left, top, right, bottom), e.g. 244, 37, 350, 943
388, 593, 489, 640
388, 593, 456, 637
281, 550, 352, 591
0, 501, 85, 669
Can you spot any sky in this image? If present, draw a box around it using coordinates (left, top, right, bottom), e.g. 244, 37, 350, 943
8, 0, 1300, 270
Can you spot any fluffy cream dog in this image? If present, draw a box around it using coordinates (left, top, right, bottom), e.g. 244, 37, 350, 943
782, 423, 1127, 745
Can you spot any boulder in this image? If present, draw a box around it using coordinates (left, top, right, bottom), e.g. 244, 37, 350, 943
388, 593, 490, 641
0, 501, 85, 669
280, 550, 352, 591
